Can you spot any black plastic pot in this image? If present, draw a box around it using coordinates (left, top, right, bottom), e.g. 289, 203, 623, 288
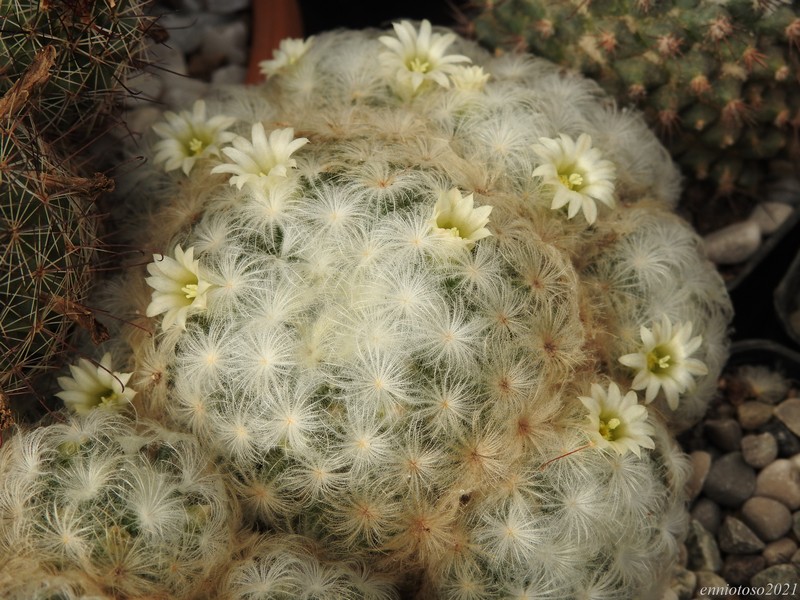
726, 339, 800, 379
775, 247, 800, 349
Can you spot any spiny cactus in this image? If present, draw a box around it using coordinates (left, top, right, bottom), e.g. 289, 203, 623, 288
0, 409, 238, 600
0, 0, 158, 141
102, 22, 731, 598
0, 1, 159, 428
470, 0, 800, 200
0, 110, 106, 420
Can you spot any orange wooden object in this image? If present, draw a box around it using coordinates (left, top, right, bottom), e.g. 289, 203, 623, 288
246, 0, 304, 84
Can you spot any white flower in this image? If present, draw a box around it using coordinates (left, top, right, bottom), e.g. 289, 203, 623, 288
619, 316, 708, 410
211, 124, 309, 191
56, 353, 136, 415
152, 100, 237, 175
146, 245, 214, 331
259, 36, 314, 78
379, 19, 471, 98
531, 133, 616, 225
579, 382, 655, 457
430, 188, 492, 250
450, 65, 490, 92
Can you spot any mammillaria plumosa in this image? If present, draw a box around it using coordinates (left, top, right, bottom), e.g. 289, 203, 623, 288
105, 20, 731, 599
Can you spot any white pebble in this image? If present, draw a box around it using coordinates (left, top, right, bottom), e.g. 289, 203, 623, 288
201, 20, 249, 66
211, 64, 248, 85
206, 0, 250, 14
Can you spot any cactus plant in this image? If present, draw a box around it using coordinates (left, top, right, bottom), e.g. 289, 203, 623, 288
0, 0, 158, 141
0, 110, 106, 421
0, 409, 238, 599
469, 0, 800, 205
0, 1, 159, 427
98, 21, 732, 598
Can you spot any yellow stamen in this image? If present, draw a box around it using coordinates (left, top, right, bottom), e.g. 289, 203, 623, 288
599, 417, 621, 440
559, 172, 584, 189
182, 283, 199, 299
188, 137, 205, 155
408, 57, 431, 73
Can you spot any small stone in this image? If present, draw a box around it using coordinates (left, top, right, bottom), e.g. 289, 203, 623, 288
742, 496, 793, 541
705, 418, 742, 451
670, 565, 696, 600
687, 451, 713, 500
692, 498, 722, 535
738, 401, 774, 429
694, 571, 731, 599
755, 460, 800, 510
124, 69, 164, 107
661, 589, 678, 600
158, 12, 225, 55
703, 220, 761, 265
206, 0, 250, 13
687, 520, 723, 572
793, 548, 800, 565
760, 421, 800, 457
161, 77, 210, 111
741, 433, 779, 468
750, 202, 795, 235
211, 64, 248, 85
722, 554, 765, 585
794, 511, 800, 539
719, 516, 766, 554
201, 21, 249, 66
775, 398, 800, 437
703, 452, 757, 508
763, 538, 798, 566
751, 564, 800, 600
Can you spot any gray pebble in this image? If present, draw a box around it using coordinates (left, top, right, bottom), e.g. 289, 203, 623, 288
722, 554, 765, 586
692, 498, 722, 535
775, 398, 800, 437
760, 421, 800, 456
741, 433, 779, 468
687, 451, 712, 500
703, 220, 761, 265
719, 516, 765, 554
751, 564, 800, 600
793, 548, 800, 565
755, 460, 800, 510
687, 520, 723, 572
211, 64, 248, 85
157, 12, 225, 55
742, 496, 793, 541
703, 452, 757, 508
694, 571, 730, 599
705, 418, 742, 452
750, 202, 795, 235
763, 538, 798, 566
738, 401, 774, 429
206, 0, 250, 14
794, 511, 800, 539
201, 20, 249, 66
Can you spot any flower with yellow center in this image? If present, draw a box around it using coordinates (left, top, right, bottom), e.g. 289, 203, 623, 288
619, 315, 708, 410
379, 19, 471, 99
259, 36, 315, 78
146, 245, 214, 331
531, 133, 616, 225
152, 100, 237, 175
56, 353, 136, 415
430, 188, 492, 250
579, 382, 655, 457
211, 124, 309, 192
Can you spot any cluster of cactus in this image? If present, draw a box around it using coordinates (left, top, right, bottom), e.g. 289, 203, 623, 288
53, 22, 733, 598
0, 1, 156, 425
0, 410, 237, 599
470, 0, 800, 198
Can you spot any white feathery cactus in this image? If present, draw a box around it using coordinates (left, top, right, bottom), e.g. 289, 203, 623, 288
94, 20, 732, 599
0, 411, 237, 600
